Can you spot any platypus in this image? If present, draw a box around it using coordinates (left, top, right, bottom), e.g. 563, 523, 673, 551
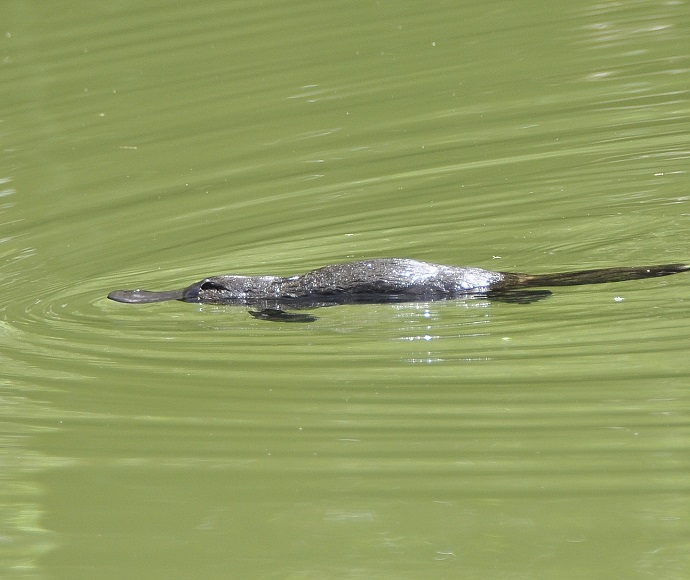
107, 258, 688, 321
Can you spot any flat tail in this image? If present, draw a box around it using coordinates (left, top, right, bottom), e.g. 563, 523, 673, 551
514, 263, 689, 288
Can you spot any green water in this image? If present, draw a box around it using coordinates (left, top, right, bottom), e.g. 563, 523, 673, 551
2, 1, 689, 578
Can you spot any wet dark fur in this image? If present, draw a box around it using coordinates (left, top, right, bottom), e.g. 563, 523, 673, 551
108, 258, 688, 319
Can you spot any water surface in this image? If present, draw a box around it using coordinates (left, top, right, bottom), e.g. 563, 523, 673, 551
2, 0, 689, 578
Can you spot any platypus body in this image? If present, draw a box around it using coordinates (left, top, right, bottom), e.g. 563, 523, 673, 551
108, 258, 688, 320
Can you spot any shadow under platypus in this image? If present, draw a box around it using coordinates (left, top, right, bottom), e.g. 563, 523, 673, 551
107, 258, 688, 321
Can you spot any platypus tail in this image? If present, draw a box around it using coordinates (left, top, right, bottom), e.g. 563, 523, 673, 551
503, 263, 689, 289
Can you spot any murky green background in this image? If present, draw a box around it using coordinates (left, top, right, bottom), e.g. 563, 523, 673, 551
2, 1, 689, 578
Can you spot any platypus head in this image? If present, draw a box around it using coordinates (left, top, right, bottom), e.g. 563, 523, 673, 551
107, 278, 243, 304
109, 275, 285, 305
181, 275, 283, 304
181, 277, 240, 303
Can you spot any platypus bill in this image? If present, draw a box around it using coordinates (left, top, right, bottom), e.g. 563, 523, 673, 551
107, 258, 688, 321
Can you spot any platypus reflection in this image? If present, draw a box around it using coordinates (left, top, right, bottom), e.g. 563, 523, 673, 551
107, 258, 688, 321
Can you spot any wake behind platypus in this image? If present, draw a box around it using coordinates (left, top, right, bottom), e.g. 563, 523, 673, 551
107, 258, 688, 321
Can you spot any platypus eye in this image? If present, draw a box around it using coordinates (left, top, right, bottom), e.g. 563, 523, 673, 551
200, 280, 225, 291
